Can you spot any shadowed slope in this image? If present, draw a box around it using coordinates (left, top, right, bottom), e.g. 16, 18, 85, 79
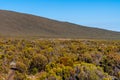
0, 10, 120, 39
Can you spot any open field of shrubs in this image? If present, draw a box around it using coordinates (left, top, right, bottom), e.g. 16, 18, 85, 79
0, 39, 120, 80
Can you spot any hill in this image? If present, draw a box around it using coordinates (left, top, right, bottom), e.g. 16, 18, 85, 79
0, 10, 120, 39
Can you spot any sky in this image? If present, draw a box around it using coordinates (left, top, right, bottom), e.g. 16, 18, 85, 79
0, 0, 120, 31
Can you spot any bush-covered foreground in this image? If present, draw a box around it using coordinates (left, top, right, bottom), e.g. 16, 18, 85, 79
0, 39, 120, 80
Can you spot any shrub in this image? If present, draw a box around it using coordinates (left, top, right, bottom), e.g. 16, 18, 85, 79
16, 62, 27, 73
29, 54, 48, 74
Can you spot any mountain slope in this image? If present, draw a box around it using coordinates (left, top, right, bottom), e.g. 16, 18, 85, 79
0, 10, 120, 39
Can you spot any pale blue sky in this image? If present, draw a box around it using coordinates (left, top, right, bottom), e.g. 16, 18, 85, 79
0, 0, 120, 31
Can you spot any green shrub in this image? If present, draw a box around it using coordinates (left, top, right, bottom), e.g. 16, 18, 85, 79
29, 54, 48, 74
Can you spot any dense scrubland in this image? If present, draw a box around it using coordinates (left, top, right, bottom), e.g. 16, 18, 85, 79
0, 39, 120, 80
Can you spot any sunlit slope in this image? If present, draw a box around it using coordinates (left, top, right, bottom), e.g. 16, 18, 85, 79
0, 10, 120, 39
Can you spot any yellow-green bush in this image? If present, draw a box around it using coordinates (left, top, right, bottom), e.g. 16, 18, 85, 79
0, 39, 120, 79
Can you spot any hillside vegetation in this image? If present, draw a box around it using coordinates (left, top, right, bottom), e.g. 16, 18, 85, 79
0, 39, 120, 80
0, 10, 120, 39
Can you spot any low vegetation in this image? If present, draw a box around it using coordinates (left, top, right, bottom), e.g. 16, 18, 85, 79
0, 39, 120, 80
